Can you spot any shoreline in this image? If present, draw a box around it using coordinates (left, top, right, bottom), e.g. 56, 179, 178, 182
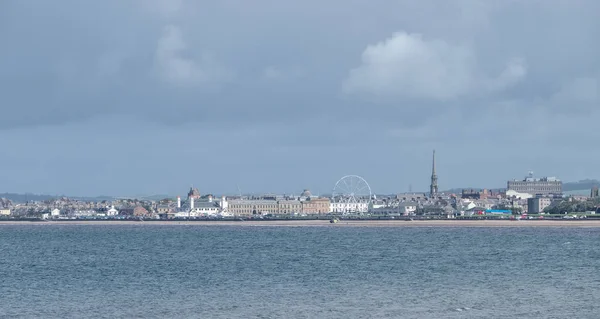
2, 219, 600, 227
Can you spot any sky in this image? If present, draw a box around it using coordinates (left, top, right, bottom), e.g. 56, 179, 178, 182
0, 0, 599, 197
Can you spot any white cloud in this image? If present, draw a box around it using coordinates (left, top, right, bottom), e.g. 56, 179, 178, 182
343, 32, 527, 101
486, 58, 528, 92
154, 25, 233, 86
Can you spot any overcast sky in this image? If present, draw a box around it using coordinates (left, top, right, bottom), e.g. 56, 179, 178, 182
1, 0, 599, 197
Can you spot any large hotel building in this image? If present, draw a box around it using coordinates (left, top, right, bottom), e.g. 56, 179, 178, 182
507, 174, 562, 196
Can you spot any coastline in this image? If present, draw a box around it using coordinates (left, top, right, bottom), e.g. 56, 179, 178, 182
2, 219, 600, 227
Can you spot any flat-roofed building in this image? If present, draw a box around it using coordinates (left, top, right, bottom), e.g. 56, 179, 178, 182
301, 198, 331, 214
507, 174, 562, 196
228, 199, 280, 216
527, 197, 553, 213
330, 202, 369, 213
461, 189, 489, 199
278, 200, 302, 215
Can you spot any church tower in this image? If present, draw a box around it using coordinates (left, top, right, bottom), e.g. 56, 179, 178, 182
429, 150, 438, 197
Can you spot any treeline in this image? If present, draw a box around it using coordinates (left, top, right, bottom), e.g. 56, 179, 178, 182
544, 198, 600, 214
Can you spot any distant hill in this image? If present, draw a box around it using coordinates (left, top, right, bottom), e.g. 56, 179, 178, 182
115, 194, 174, 201
2, 181, 598, 203
441, 180, 600, 194
562, 179, 600, 192
563, 189, 591, 196
0, 193, 116, 203
442, 188, 505, 194
0, 192, 178, 203
0, 193, 58, 203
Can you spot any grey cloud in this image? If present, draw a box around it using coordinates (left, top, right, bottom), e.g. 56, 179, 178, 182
1, 0, 599, 195
2, 0, 595, 130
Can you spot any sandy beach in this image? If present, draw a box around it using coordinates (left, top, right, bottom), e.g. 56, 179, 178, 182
2, 219, 600, 227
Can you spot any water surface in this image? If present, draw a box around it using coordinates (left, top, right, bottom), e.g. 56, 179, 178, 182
1, 225, 598, 318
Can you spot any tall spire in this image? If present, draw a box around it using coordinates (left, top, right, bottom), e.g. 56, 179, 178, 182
430, 150, 438, 197
432, 150, 436, 175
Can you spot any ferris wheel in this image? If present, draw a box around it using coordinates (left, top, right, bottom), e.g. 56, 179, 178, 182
332, 175, 372, 208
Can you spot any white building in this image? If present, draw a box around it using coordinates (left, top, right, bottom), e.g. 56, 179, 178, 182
73, 210, 96, 217
507, 174, 562, 196
456, 199, 477, 211
175, 194, 226, 217
370, 203, 418, 215
219, 196, 228, 210
0, 209, 10, 216
370, 200, 388, 210
398, 203, 418, 215
330, 201, 369, 214
506, 189, 534, 200
51, 209, 61, 218
107, 206, 119, 216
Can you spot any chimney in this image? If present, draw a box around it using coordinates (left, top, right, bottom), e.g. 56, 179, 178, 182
177, 196, 181, 208
190, 197, 194, 209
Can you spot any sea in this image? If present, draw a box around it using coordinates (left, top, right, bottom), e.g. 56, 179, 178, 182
1, 224, 599, 318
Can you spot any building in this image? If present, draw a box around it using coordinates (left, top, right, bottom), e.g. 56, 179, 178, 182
396, 193, 427, 201
174, 194, 224, 217
51, 208, 61, 217
0, 198, 11, 208
398, 203, 418, 215
430, 150, 438, 197
119, 206, 149, 216
106, 206, 119, 216
299, 189, 313, 200
505, 190, 534, 200
278, 200, 302, 215
187, 187, 201, 199
301, 198, 330, 215
190, 201, 221, 216
507, 173, 562, 196
226, 196, 332, 216
227, 199, 280, 216
0, 209, 10, 216
156, 204, 173, 214
591, 186, 599, 198
461, 189, 490, 199
527, 197, 552, 213
330, 201, 369, 214
370, 207, 396, 215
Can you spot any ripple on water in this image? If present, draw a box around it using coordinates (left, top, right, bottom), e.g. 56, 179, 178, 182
0, 225, 599, 318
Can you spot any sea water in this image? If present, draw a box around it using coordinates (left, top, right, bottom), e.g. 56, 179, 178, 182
1, 225, 599, 318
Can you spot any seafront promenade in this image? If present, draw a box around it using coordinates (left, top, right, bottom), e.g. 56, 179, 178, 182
3, 219, 600, 227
